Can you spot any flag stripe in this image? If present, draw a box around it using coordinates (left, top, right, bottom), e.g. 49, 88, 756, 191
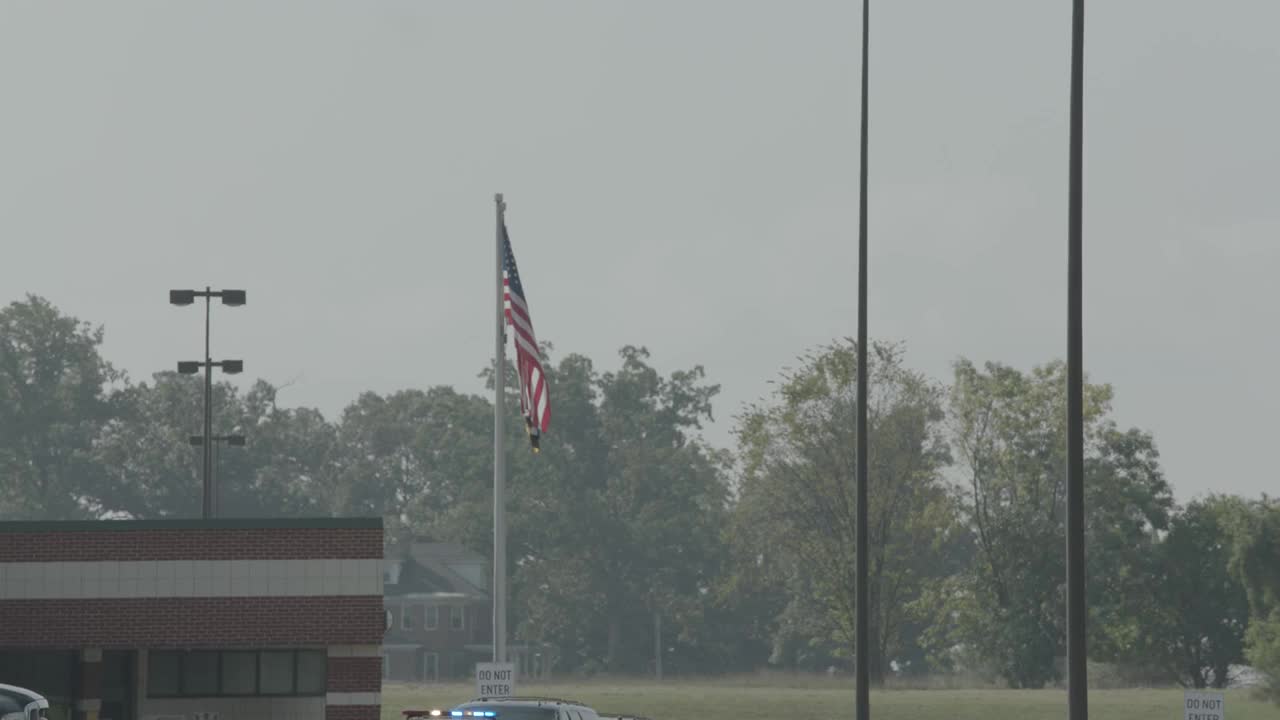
501, 222, 551, 437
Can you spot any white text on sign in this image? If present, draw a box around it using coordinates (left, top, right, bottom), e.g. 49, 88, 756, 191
475, 662, 517, 699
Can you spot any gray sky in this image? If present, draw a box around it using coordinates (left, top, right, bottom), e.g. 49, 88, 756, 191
2, 2, 1276, 501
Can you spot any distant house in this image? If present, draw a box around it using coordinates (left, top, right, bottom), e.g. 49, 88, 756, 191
382, 541, 493, 682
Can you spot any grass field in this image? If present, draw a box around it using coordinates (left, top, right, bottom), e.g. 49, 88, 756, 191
381, 678, 1273, 720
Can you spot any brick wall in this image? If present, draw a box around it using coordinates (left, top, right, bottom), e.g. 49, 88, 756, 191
0, 519, 386, 719
385, 599, 491, 650
0, 526, 382, 562
326, 656, 382, 692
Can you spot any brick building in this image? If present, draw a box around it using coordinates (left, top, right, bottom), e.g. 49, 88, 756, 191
382, 541, 492, 682
0, 518, 384, 720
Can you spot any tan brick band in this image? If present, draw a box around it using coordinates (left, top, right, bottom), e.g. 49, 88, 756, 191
0, 559, 383, 599
326, 705, 381, 720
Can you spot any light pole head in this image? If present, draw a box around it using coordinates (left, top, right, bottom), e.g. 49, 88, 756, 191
226, 434, 247, 447
177, 361, 201, 375
169, 290, 196, 306
221, 360, 244, 375
220, 290, 246, 307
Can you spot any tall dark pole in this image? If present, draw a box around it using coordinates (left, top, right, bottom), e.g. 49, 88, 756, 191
855, 0, 871, 718
1066, 1, 1087, 719
212, 440, 220, 518
203, 286, 213, 520
172, 286, 243, 519
654, 611, 663, 682
493, 194, 508, 664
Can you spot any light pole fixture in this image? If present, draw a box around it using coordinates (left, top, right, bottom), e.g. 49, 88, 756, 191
171, 287, 246, 519
189, 434, 247, 517
188, 434, 247, 447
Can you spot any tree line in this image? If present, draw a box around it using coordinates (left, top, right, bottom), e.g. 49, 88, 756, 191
1, 294, 1277, 698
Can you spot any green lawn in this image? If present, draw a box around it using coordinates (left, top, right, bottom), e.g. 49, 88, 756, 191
381, 679, 1273, 720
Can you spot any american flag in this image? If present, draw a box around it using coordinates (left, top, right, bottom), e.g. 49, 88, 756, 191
502, 222, 550, 452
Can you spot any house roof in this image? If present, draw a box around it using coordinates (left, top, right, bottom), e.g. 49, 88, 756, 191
409, 541, 485, 563
385, 541, 489, 600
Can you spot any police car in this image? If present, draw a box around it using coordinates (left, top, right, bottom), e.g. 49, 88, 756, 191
0, 684, 49, 720
404, 696, 649, 720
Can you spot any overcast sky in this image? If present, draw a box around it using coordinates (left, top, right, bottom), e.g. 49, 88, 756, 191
2, 2, 1276, 501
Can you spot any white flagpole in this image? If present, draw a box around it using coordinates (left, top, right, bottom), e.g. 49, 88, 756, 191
493, 193, 508, 664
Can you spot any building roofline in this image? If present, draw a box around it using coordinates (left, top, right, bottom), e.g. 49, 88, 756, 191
0, 517, 383, 533
386, 592, 484, 600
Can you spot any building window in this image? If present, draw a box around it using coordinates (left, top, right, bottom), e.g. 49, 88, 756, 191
182, 651, 219, 696
295, 651, 326, 695
147, 653, 181, 697
258, 651, 295, 695
220, 652, 257, 695
424, 652, 439, 682
425, 605, 438, 630
148, 650, 327, 698
402, 605, 416, 631
450, 605, 465, 631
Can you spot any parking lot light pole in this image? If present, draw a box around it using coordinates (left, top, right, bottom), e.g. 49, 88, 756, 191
171, 287, 245, 519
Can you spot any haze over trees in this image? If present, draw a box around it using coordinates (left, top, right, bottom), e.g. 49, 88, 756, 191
1, 294, 1275, 698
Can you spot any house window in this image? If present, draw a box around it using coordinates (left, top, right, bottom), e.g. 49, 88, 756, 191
147, 650, 327, 698
425, 605, 439, 630
402, 605, 415, 631
450, 605, 465, 631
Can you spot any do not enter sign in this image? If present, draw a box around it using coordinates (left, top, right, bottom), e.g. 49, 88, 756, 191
1184, 690, 1224, 720
476, 662, 516, 698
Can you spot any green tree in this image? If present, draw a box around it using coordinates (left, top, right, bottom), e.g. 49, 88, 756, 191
506, 347, 731, 674
92, 372, 212, 517
223, 380, 343, 518
0, 295, 122, 519
93, 374, 338, 518
331, 386, 494, 540
1107, 496, 1250, 688
941, 359, 1173, 688
1228, 497, 1280, 704
732, 340, 954, 682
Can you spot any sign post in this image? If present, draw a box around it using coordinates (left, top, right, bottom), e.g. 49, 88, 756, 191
1184, 690, 1225, 720
476, 662, 516, 699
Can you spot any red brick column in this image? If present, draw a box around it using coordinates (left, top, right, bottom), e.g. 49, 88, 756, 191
325, 648, 382, 720
77, 649, 102, 720
327, 656, 382, 692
